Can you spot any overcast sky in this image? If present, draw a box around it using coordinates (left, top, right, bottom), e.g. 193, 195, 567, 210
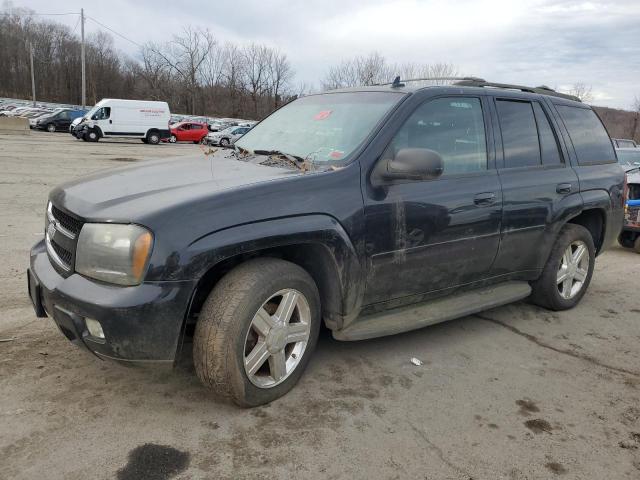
10, 0, 640, 109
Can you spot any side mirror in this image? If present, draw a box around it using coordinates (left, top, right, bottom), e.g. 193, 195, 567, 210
372, 148, 444, 186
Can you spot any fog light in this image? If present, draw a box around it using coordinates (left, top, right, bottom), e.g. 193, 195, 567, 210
85, 318, 105, 339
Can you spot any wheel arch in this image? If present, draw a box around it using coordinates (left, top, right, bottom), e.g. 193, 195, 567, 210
89, 125, 103, 138
566, 207, 606, 254
180, 215, 364, 332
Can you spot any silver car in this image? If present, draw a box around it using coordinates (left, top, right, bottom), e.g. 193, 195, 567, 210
206, 126, 252, 147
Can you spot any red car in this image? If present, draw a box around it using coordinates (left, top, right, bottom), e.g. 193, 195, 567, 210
168, 122, 208, 143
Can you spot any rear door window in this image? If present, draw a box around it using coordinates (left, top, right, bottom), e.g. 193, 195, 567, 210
496, 100, 540, 168
556, 106, 615, 165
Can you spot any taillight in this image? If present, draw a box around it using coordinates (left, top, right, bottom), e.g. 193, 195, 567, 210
623, 173, 629, 208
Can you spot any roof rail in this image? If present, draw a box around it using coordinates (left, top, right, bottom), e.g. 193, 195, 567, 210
453, 79, 581, 102
377, 76, 487, 87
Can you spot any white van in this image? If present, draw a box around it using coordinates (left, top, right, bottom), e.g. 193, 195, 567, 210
79, 99, 171, 144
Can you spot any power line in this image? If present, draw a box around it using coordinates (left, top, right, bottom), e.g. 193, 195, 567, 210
85, 15, 143, 48
71, 15, 81, 35
0, 12, 79, 16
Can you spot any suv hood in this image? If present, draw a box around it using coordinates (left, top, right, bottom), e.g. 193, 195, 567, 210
50, 151, 296, 222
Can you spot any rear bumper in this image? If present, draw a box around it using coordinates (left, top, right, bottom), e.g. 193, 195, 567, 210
28, 239, 196, 364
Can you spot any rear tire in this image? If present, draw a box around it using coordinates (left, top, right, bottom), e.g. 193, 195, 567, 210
146, 131, 160, 145
141, 138, 148, 144
530, 224, 595, 311
634, 236, 640, 254
193, 258, 321, 407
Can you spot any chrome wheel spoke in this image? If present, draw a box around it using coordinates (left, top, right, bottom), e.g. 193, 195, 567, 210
274, 290, 298, 324
252, 307, 274, 337
286, 322, 309, 344
269, 351, 287, 382
562, 278, 573, 298
245, 341, 270, 376
572, 244, 587, 265
557, 267, 570, 284
574, 267, 587, 282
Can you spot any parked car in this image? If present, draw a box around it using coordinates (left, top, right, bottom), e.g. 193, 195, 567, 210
27, 79, 624, 406
33, 109, 86, 132
168, 122, 209, 143
205, 125, 251, 147
613, 138, 637, 148
207, 119, 236, 132
77, 99, 170, 144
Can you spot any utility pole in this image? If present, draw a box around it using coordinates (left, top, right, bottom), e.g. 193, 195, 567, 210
80, 8, 86, 109
29, 42, 36, 107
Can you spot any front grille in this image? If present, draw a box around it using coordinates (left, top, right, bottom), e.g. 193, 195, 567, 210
50, 238, 73, 265
51, 204, 83, 236
46, 202, 84, 274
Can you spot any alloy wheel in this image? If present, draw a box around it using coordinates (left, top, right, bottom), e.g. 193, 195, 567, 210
556, 240, 590, 299
243, 289, 311, 388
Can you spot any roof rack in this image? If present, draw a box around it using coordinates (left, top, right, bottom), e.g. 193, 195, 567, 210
453, 79, 581, 102
379, 76, 486, 87
381, 76, 581, 102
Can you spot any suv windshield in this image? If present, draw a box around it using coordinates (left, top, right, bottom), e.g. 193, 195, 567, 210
235, 91, 404, 164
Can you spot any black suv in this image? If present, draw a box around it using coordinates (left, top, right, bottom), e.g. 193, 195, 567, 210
27, 78, 625, 406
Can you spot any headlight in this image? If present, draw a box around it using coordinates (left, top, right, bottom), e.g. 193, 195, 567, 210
76, 223, 153, 286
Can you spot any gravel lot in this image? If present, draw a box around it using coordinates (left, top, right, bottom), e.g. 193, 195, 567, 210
1, 131, 639, 480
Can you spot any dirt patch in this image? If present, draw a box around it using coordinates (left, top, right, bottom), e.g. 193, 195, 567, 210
110, 157, 138, 162
516, 399, 540, 416
524, 419, 553, 434
116, 443, 190, 480
545, 462, 567, 475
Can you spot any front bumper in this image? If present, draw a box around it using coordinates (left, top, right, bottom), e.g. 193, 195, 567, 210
28, 239, 197, 364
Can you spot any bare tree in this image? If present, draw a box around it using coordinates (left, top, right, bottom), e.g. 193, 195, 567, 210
565, 83, 594, 103
241, 43, 272, 117
322, 53, 460, 90
266, 49, 294, 109
148, 27, 215, 114
322, 52, 389, 89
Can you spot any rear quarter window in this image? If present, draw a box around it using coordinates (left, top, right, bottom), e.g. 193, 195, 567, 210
556, 105, 615, 165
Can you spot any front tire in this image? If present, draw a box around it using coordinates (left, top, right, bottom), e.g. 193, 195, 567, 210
169, 135, 177, 143
193, 258, 321, 407
530, 224, 595, 311
46, 123, 56, 133
219, 137, 230, 147
85, 129, 99, 142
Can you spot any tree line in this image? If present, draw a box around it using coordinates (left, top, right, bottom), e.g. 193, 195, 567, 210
0, 8, 296, 119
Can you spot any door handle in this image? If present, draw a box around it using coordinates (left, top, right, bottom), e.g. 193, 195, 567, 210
474, 192, 496, 205
556, 183, 572, 194
109, 120, 112, 124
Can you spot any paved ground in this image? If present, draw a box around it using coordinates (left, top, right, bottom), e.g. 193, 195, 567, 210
1, 131, 639, 480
